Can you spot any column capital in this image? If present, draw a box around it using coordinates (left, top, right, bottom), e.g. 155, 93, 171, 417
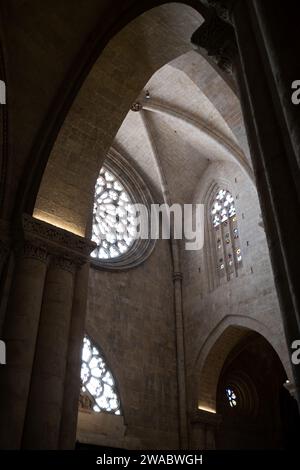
22, 240, 48, 263
190, 409, 222, 427
191, 9, 238, 74
15, 214, 96, 266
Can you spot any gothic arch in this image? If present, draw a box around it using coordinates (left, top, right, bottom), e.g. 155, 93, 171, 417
31, 3, 207, 236
16, 1, 207, 221
193, 315, 292, 413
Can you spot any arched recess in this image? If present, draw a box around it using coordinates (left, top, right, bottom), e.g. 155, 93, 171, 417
12, 1, 206, 223
193, 315, 292, 413
31, 3, 205, 236
0, 0, 210, 221
29, 3, 249, 241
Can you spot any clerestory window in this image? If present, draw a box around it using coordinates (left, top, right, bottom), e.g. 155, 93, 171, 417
211, 188, 242, 280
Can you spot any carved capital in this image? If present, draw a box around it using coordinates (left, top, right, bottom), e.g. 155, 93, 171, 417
21, 214, 96, 266
22, 241, 48, 263
191, 11, 238, 74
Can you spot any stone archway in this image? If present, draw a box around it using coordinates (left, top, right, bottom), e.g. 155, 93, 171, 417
190, 317, 295, 449
215, 332, 300, 449
193, 316, 291, 414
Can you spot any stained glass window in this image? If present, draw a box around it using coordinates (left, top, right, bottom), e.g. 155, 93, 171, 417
91, 167, 137, 260
211, 188, 242, 279
80, 336, 121, 415
226, 388, 237, 407
211, 189, 236, 228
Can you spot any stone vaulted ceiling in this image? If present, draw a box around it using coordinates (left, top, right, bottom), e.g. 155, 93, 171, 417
114, 54, 252, 205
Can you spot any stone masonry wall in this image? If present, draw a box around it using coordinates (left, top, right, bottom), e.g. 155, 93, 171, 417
77, 239, 179, 449
182, 160, 292, 411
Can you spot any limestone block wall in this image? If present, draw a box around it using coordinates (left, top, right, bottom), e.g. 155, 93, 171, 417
182, 161, 292, 411
77, 239, 179, 449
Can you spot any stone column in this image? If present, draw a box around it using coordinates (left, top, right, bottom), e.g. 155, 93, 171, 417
22, 254, 76, 449
59, 262, 90, 449
252, 0, 300, 170
0, 239, 48, 449
231, 0, 300, 404
173, 270, 189, 449
191, 423, 206, 449
193, 0, 300, 405
15, 214, 96, 449
140, 109, 189, 449
190, 410, 221, 450
206, 425, 217, 450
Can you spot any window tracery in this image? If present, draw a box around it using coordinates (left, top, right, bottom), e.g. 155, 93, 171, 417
226, 387, 237, 407
211, 188, 242, 280
80, 336, 121, 415
91, 167, 137, 260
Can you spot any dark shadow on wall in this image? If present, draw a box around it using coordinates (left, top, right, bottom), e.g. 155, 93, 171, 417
216, 333, 300, 449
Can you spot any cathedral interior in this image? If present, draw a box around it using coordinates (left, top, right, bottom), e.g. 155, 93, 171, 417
0, 0, 300, 452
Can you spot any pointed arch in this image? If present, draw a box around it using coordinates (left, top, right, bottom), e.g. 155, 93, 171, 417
192, 315, 292, 413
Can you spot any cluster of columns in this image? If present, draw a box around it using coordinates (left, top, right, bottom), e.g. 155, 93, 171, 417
0, 214, 95, 449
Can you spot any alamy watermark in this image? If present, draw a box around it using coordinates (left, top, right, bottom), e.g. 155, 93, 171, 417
291, 340, 300, 365
291, 80, 300, 105
0, 79, 6, 104
0, 340, 6, 365
95, 203, 205, 251
132, 203, 204, 251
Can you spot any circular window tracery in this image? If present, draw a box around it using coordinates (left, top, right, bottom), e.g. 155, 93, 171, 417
91, 168, 138, 260
226, 387, 238, 407
90, 151, 155, 270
